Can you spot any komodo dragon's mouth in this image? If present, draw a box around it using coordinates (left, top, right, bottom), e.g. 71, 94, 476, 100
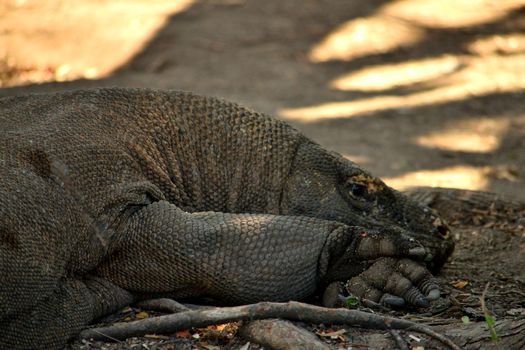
401, 224, 455, 273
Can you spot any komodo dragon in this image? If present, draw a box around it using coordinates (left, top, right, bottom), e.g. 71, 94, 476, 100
0, 88, 454, 349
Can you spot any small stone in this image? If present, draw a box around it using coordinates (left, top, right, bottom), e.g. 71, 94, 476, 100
506, 308, 525, 316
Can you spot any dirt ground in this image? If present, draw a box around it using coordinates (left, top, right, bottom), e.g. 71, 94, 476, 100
1, 0, 525, 349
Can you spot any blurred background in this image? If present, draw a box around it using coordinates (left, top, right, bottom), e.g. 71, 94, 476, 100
1, 0, 524, 200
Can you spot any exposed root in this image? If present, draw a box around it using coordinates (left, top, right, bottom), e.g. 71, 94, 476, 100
79, 301, 461, 350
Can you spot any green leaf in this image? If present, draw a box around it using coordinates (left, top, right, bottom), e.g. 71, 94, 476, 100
484, 314, 500, 341
346, 296, 360, 309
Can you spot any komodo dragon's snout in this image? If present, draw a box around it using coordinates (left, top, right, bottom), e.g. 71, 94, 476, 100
281, 140, 454, 273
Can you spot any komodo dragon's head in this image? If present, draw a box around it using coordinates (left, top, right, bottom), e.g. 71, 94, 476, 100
281, 141, 454, 272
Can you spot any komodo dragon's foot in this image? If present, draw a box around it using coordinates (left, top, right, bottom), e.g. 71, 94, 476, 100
345, 257, 440, 308
319, 225, 441, 309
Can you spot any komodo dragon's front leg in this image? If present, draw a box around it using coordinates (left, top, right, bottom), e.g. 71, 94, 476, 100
0, 204, 432, 350
1, 202, 438, 350
96, 201, 438, 307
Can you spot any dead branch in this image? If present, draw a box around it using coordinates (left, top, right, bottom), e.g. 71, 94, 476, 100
79, 301, 461, 350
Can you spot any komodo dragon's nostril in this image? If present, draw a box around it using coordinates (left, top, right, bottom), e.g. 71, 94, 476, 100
432, 217, 450, 237
436, 224, 450, 237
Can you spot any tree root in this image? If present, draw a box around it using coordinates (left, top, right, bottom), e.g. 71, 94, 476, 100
389, 329, 409, 350
240, 319, 330, 350
79, 301, 461, 350
405, 187, 524, 220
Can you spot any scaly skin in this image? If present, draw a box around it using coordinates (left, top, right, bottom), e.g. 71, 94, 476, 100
0, 88, 453, 349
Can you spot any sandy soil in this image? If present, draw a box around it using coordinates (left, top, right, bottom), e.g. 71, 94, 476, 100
1, 0, 525, 348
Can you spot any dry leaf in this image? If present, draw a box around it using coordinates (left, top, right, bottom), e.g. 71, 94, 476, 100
135, 311, 149, 319
316, 329, 346, 339
144, 334, 170, 340
452, 280, 469, 289
215, 324, 227, 331
175, 329, 191, 338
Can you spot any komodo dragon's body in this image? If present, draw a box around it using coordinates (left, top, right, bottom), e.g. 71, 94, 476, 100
0, 88, 454, 349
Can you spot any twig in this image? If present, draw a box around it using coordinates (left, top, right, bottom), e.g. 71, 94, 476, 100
480, 283, 500, 342
89, 329, 123, 343
79, 301, 461, 350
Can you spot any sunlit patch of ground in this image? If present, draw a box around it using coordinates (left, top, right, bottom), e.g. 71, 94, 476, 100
468, 33, 525, 56
415, 118, 510, 153
0, 0, 194, 86
381, 0, 524, 29
309, 16, 423, 63
280, 53, 525, 121
383, 165, 490, 191
330, 56, 461, 92
385, 163, 521, 192
309, 0, 524, 63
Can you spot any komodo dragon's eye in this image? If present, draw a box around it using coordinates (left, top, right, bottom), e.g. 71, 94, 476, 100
349, 183, 368, 197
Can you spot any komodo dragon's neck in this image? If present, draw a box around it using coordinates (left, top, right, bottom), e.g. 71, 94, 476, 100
125, 91, 303, 215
